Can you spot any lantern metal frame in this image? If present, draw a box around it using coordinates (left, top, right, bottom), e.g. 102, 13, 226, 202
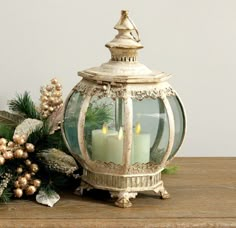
62, 10, 186, 208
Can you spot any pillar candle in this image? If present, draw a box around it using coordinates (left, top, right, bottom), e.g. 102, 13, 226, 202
132, 133, 150, 163
105, 128, 123, 164
91, 128, 116, 161
132, 122, 150, 164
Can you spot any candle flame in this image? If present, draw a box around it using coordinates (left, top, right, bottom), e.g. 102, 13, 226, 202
135, 122, 141, 135
102, 123, 108, 134
118, 127, 123, 140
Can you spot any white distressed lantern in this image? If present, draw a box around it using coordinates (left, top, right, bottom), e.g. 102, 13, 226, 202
62, 10, 186, 208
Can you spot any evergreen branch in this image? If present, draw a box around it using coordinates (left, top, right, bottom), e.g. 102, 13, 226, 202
27, 123, 67, 152
39, 184, 56, 196
8, 91, 40, 119
38, 170, 76, 194
27, 123, 50, 147
162, 166, 178, 174
44, 131, 68, 152
0, 188, 13, 203
0, 166, 8, 178
85, 102, 112, 146
85, 103, 112, 129
0, 124, 14, 140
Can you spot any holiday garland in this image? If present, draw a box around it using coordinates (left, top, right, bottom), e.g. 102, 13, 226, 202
0, 78, 177, 207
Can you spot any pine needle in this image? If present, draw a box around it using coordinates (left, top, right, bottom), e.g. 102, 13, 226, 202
26, 123, 67, 152
39, 172, 75, 194
162, 166, 178, 174
85, 102, 112, 146
85, 103, 112, 129
0, 188, 13, 203
27, 123, 50, 148
39, 184, 56, 196
44, 131, 68, 152
0, 165, 7, 177
0, 123, 14, 140
8, 91, 40, 119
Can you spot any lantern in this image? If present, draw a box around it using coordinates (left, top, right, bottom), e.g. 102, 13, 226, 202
62, 10, 186, 208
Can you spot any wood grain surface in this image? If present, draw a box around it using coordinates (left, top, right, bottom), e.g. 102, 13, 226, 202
0, 157, 236, 227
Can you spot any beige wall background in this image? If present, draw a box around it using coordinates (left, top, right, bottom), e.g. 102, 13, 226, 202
0, 0, 235, 156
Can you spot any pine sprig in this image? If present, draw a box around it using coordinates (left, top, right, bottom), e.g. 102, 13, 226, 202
35, 168, 76, 194
27, 124, 50, 148
39, 184, 56, 196
0, 124, 14, 140
0, 165, 8, 177
162, 166, 178, 174
27, 124, 67, 152
0, 188, 13, 203
85, 103, 112, 129
8, 92, 40, 119
85, 102, 112, 146
45, 131, 68, 152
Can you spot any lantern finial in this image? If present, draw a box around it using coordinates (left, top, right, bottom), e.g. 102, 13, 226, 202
114, 11, 134, 30
106, 10, 143, 62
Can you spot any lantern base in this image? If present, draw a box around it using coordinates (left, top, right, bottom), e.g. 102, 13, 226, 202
74, 168, 170, 208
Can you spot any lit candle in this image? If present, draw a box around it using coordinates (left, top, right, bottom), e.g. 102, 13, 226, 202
132, 122, 150, 164
92, 124, 116, 161
105, 127, 123, 164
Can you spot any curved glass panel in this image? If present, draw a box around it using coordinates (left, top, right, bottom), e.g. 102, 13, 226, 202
63, 91, 83, 157
132, 98, 169, 164
63, 93, 185, 165
167, 95, 186, 160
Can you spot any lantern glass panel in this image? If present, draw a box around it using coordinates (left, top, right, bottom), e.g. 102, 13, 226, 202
132, 98, 169, 164
63, 91, 83, 158
167, 95, 186, 160
84, 96, 128, 164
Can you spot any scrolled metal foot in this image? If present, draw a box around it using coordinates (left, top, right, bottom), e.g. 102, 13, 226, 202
159, 188, 170, 199
115, 197, 132, 208
74, 181, 93, 196
153, 181, 170, 199
110, 191, 138, 208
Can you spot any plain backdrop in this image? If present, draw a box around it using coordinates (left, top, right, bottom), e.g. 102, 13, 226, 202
0, 0, 235, 157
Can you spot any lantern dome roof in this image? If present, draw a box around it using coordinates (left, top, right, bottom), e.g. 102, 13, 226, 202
78, 10, 171, 84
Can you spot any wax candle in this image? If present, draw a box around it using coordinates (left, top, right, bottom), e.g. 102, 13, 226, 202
132, 122, 150, 164
105, 128, 123, 164
91, 124, 116, 161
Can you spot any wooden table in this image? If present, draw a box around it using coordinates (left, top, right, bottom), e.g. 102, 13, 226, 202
0, 158, 236, 227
